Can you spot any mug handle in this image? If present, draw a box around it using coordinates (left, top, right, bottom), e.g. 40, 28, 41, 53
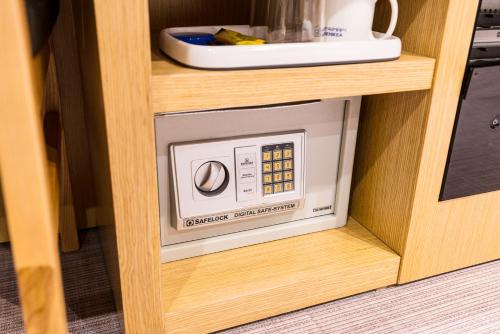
376, 0, 398, 40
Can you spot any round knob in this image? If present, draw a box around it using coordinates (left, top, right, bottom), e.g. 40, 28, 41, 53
194, 161, 229, 196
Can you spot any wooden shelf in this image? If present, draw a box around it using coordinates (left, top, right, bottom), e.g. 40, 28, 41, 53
161, 218, 400, 334
151, 48, 435, 113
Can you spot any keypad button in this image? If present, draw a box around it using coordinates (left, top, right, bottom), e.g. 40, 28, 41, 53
262, 151, 272, 162
284, 181, 294, 192
284, 159, 293, 170
273, 183, 284, 193
284, 170, 293, 181
273, 172, 283, 183
273, 149, 282, 160
263, 162, 272, 173
283, 148, 293, 159
263, 173, 273, 184
273, 161, 283, 171
263, 184, 273, 195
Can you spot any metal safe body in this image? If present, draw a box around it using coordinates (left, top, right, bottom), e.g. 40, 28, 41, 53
155, 99, 361, 262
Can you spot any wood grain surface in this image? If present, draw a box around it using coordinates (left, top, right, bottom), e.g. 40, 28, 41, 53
351, 90, 431, 254
74, 0, 496, 332
351, 0, 498, 283
58, 133, 80, 252
17, 267, 55, 334
151, 52, 435, 113
0, 186, 8, 243
72, 0, 165, 332
162, 219, 400, 334
149, 0, 251, 30
0, 0, 68, 332
52, 0, 96, 230
400, 0, 500, 282
71, 0, 124, 317
351, 0, 451, 255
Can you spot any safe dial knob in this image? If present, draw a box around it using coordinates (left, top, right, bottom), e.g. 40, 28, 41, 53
194, 161, 229, 196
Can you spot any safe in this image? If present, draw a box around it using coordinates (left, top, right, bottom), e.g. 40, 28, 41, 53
155, 99, 360, 262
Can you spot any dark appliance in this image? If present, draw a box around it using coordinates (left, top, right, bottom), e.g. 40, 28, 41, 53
440, 1, 500, 200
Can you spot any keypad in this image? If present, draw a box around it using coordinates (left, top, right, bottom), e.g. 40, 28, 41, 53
262, 142, 295, 195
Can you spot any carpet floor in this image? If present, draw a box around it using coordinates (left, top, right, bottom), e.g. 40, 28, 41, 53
0, 230, 121, 334
1, 229, 499, 334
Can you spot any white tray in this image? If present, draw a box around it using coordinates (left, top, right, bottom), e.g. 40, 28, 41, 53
159, 25, 402, 70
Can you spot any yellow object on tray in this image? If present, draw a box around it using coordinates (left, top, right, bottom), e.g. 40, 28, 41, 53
214, 28, 266, 45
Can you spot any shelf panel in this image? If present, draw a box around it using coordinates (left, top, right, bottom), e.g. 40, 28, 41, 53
161, 218, 400, 334
151, 51, 435, 114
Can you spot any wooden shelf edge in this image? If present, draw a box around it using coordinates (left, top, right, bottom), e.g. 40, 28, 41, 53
151, 52, 435, 114
161, 218, 400, 334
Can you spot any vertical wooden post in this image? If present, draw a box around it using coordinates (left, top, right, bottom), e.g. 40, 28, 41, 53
58, 132, 80, 252
52, 0, 96, 230
72, 0, 165, 332
0, 1, 68, 333
0, 190, 8, 243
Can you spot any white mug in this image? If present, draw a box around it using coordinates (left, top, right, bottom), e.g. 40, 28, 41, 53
319, 0, 398, 41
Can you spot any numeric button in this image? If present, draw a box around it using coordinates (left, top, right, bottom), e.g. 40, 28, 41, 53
273, 172, 283, 183
273, 149, 282, 160
263, 162, 272, 173
263, 184, 273, 195
262, 150, 272, 162
284, 181, 294, 192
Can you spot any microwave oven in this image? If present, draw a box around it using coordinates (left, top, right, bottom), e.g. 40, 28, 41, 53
155, 98, 360, 262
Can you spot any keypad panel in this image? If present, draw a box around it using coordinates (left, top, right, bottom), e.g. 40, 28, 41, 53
262, 142, 295, 196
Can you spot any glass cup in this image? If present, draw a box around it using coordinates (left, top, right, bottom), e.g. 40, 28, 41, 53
250, 0, 321, 43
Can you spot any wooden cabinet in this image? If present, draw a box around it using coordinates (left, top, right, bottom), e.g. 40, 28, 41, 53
351, 0, 500, 284
64, 0, 498, 333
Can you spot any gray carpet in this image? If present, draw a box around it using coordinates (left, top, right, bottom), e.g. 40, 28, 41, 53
1, 230, 499, 334
221, 260, 500, 334
0, 230, 122, 334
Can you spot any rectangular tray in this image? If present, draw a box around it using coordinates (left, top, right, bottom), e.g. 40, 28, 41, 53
159, 25, 402, 70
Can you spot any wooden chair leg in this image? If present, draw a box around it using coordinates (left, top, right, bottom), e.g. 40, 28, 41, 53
58, 132, 80, 252
44, 107, 80, 253
0, 188, 8, 243
44, 52, 80, 253
52, 0, 96, 230
0, 1, 68, 332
